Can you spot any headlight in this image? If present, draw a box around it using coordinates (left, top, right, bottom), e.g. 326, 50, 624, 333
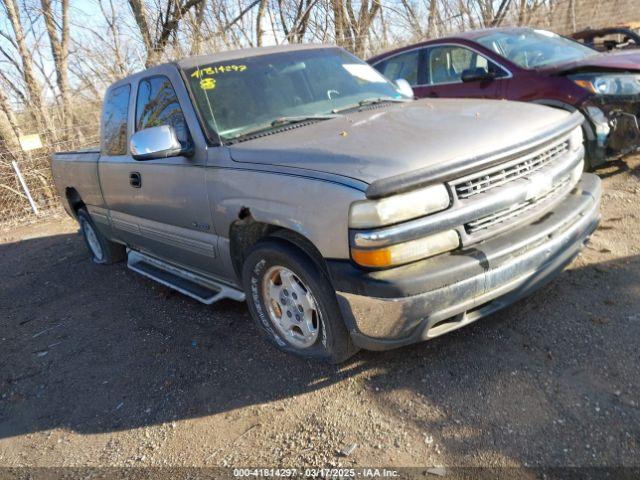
349, 184, 450, 228
351, 230, 460, 268
570, 73, 640, 96
569, 126, 583, 152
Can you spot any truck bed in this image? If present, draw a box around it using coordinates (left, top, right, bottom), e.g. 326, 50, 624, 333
51, 148, 104, 216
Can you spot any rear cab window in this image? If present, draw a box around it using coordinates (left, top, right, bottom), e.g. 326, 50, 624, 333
101, 84, 131, 156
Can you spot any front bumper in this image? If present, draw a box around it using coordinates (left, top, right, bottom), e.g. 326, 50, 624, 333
329, 173, 602, 350
582, 97, 640, 166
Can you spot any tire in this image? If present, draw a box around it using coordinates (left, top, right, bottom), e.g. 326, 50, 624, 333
242, 239, 358, 364
77, 208, 125, 264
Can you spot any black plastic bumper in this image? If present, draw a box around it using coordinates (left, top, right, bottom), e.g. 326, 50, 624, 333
328, 173, 602, 350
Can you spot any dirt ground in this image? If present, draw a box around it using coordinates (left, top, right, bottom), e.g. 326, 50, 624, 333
1, 156, 639, 473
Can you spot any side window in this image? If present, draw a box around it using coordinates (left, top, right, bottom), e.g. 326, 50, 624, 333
426, 46, 506, 85
374, 50, 419, 86
135, 76, 190, 148
101, 84, 131, 156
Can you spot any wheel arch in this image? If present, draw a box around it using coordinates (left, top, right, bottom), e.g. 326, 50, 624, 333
65, 187, 86, 217
229, 210, 330, 284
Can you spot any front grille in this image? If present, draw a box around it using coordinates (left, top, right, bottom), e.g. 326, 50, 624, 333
465, 176, 570, 235
454, 140, 570, 200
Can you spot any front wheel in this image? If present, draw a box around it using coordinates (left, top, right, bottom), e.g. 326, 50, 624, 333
242, 239, 358, 363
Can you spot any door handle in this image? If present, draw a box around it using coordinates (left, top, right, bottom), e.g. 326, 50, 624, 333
428, 92, 439, 98
129, 172, 141, 188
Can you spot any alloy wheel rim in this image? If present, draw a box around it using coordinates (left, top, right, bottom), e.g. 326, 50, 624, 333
261, 266, 320, 349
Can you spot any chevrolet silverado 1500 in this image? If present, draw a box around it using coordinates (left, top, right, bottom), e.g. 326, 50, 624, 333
53, 44, 602, 363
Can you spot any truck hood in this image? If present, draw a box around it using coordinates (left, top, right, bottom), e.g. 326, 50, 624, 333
545, 50, 640, 74
229, 98, 577, 197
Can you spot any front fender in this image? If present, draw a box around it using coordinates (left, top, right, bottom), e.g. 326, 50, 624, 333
209, 167, 365, 259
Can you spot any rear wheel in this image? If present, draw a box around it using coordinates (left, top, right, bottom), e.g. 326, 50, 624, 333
242, 239, 358, 363
77, 209, 125, 264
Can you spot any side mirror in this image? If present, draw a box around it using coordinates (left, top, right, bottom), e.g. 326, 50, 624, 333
394, 78, 414, 98
130, 125, 190, 161
461, 68, 496, 83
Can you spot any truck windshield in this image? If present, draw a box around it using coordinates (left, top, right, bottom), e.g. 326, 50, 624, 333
184, 48, 404, 142
476, 29, 598, 69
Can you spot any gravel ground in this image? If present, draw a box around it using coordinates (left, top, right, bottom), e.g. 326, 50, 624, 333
1, 156, 639, 472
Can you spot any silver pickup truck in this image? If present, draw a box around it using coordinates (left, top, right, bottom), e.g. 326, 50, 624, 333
53, 44, 601, 363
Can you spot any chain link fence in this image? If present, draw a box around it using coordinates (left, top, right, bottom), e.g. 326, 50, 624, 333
0, 104, 100, 228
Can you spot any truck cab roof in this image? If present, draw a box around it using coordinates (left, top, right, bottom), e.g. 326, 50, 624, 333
108, 44, 333, 90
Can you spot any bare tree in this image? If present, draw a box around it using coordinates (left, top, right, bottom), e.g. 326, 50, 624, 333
276, 0, 318, 43
1, 0, 52, 133
0, 86, 22, 145
426, 0, 440, 37
40, 0, 72, 136
255, 0, 268, 46
128, 0, 208, 67
332, 0, 381, 57
186, 0, 208, 54
491, 0, 512, 26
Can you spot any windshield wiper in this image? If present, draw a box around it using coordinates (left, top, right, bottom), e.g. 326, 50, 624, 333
332, 96, 410, 113
270, 114, 341, 127
358, 96, 410, 107
225, 114, 340, 144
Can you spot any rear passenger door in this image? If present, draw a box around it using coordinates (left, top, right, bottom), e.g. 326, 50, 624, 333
415, 44, 508, 99
95, 83, 131, 237
99, 71, 218, 275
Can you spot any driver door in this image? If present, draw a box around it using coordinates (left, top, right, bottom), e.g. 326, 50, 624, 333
99, 72, 218, 275
415, 44, 507, 100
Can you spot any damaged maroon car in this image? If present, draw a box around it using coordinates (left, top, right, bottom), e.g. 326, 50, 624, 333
368, 27, 640, 168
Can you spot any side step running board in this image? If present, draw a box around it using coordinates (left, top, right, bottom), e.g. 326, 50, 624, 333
127, 250, 245, 305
